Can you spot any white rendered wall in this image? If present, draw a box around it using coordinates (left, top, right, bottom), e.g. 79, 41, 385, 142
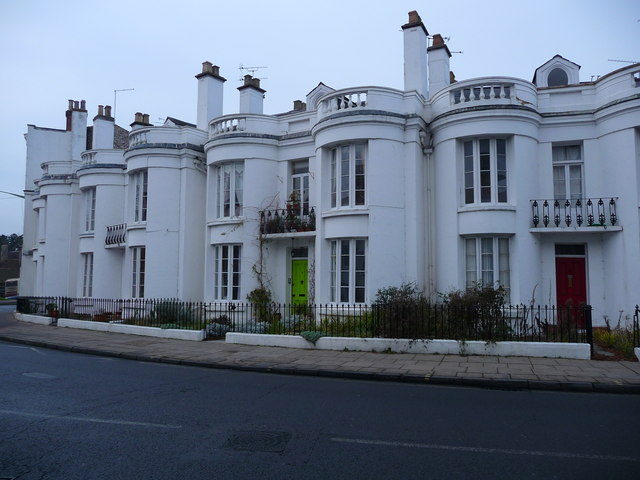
19, 193, 38, 295
403, 24, 428, 98
145, 162, 182, 298
37, 184, 81, 296
177, 162, 206, 300
80, 171, 126, 298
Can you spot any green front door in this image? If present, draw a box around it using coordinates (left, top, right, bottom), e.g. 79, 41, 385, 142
291, 259, 308, 306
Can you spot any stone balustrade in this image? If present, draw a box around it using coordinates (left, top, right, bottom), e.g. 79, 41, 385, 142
450, 82, 514, 105
317, 87, 407, 120
319, 90, 368, 115
431, 77, 538, 118
210, 117, 246, 136
128, 127, 206, 148
80, 150, 125, 166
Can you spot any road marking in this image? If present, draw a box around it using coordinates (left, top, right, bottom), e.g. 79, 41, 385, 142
0, 409, 182, 429
22, 372, 56, 379
1, 345, 45, 355
330, 437, 640, 462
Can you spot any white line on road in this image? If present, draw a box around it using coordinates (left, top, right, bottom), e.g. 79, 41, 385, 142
1, 344, 45, 355
0, 409, 182, 429
331, 437, 640, 462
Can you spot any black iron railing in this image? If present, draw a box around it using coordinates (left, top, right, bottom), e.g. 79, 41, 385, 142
260, 207, 316, 234
17, 297, 595, 344
634, 305, 640, 348
105, 223, 127, 246
530, 197, 618, 228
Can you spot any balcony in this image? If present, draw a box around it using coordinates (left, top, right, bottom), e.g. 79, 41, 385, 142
316, 87, 407, 121
431, 77, 538, 119
80, 149, 125, 167
128, 127, 206, 149
105, 223, 127, 247
208, 115, 281, 140
451, 82, 513, 105
530, 198, 621, 232
260, 208, 316, 236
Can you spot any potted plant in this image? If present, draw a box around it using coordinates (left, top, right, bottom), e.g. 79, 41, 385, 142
308, 208, 316, 230
45, 303, 59, 318
286, 192, 301, 232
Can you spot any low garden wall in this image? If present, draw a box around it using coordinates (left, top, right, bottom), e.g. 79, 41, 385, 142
226, 333, 591, 359
15, 313, 205, 341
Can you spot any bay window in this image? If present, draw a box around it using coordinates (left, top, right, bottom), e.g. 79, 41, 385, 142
331, 143, 365, 208
131, 246, 146, 298
84, 187, 96, 232
463, 138, 507, 204
330, 239, 366, 303
216, 162, 243, 218
214, 245, 241, 300
82, 252, 93, 297
133, 170, 148, 222
465, 237, 510, 292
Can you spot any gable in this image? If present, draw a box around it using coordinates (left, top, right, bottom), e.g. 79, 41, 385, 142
306, 82, 335, 110
533, 55, 581, 87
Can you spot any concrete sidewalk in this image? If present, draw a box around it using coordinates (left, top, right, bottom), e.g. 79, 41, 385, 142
1, 311, 639, 393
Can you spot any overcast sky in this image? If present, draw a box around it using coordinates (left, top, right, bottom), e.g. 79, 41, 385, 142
1, 0, 638, 234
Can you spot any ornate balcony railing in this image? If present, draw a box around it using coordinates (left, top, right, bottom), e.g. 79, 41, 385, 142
451, 82, 513, 105
82, 151, 97, 165
530, 198, 618, 228
105, 223, 127, 246
129, 130, 148, 147
260, 207, 316, 235
319, 90, 368, 115
210, 117, 246, 135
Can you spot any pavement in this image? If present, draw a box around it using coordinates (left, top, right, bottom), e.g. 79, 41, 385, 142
1, 309, 640, 394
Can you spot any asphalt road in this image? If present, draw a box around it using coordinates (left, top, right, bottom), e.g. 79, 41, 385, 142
1, 338, 639, 480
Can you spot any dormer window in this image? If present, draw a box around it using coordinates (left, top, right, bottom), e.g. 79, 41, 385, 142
533, 55, 580, 88
548, 68, 569, 87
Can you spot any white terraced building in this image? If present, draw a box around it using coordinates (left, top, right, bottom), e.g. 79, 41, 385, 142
19, 11, 640, 325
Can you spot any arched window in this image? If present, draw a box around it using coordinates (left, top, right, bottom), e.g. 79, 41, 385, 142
548, 68, 569, 86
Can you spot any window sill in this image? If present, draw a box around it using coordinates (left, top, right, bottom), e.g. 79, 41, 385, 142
79, 232, 95, 238
458, 204, 516, 213
322, 208, 369, 218
208, 217, 245, 226
127, 222, 147, 231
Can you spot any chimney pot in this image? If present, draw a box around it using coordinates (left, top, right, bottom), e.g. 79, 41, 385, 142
80, 100, 86, 110
73, 100, 80, 110
293, 100, 306, 111
202, 61, 213, 73
142, 113, 150, 124
105, 105, 112, 117
98, 105, 104, 116
134, 112, 143, 123
407, 10, 421, 25
432, 34, 444, 46
68, 99, 74, 110
212, 65, 220, 76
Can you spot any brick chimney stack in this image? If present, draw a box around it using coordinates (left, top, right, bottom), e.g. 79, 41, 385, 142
65, 99, 88, 161
92, 104, 115, 149
130, 112, 152, 130
238, 74, 266, 114
196, 61, 226, 130
402, 10, 429, 99
427, 33, 452, 99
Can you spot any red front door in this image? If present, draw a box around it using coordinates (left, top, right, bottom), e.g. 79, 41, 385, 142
555, 257, 587, 326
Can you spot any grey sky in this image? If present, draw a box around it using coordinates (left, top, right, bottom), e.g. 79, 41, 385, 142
1, 0, 638, 234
